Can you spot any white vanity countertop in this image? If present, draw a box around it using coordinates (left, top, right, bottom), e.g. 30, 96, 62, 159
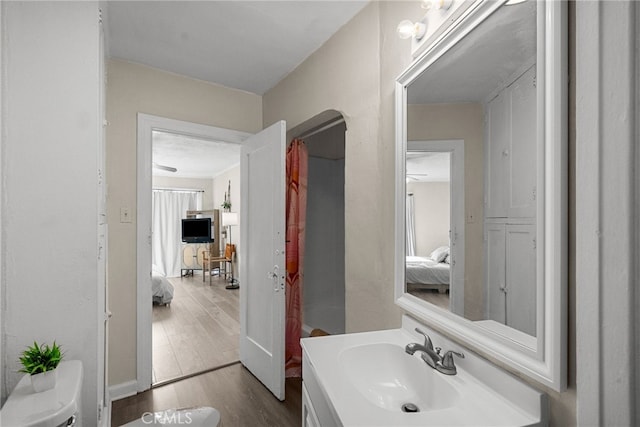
301, 319, 547, 427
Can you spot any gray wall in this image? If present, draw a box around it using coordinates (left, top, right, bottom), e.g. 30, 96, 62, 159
304, 156, 346, 334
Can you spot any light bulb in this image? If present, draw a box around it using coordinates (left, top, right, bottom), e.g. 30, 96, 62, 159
397, 20, 416, 40
423, 0, 453, 10
396, 19, 427, 40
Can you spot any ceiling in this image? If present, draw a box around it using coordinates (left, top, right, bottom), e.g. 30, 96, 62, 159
105, 1, 369, 95
408, 1, 535, 105
106, 1, 368, 179
152, 131, 241, 179
406, 151, 451, 183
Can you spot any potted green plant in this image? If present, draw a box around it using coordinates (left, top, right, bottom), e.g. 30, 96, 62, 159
18, 341, 63, 392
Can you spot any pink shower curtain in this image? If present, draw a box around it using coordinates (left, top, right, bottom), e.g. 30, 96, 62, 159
285, 138, 308, 378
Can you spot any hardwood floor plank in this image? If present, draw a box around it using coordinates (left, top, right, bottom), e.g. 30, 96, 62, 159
111, 364, 302, 427
151, 274, 241, 384
152, 343, 183, 381
113, 272, 302, 426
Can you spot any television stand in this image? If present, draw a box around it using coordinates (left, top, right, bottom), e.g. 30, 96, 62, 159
180, 241, 215, 277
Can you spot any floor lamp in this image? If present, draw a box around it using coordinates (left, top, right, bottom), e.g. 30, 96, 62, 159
222, 212, 239, 289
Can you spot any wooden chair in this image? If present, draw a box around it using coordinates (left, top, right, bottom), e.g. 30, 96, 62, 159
203, 243, 235, 285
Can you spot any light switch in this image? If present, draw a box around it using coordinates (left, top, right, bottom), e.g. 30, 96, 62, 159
120, 207, 132, 223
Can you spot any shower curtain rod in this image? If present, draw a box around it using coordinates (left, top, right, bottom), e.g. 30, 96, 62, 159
296, 117, 345, 140
153, 187, 204, 193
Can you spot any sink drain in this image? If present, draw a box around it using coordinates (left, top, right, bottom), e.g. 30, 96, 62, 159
401, 403, 420, 413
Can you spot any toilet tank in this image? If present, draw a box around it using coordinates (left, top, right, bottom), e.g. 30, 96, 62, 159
0, 360, 83, 427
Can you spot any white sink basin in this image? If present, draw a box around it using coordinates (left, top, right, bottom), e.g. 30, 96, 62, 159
301, 318, 547, 426
338, 343, 460, 412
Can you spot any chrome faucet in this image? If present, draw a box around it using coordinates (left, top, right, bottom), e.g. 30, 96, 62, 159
405, 327, 465, 375
405, 328, 442, 369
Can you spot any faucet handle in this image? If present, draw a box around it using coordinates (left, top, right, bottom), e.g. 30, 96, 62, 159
441, 350, 465, 369
414, 327, 433, 350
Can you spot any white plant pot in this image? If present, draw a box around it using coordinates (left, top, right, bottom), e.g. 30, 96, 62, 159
30, 369, 57, 393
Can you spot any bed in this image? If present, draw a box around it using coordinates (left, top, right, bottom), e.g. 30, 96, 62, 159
406, 250, 451, 293
152, 266, 174, 306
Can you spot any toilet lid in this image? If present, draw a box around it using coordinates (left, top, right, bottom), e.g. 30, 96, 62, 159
0, 360, 83, 427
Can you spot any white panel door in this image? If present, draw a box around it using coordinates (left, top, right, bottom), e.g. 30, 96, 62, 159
505, 223, 536, 335
485, 91, 509, 218
508, 66, 537, 218
240, 121, 286, 400
485, 222, 506, 323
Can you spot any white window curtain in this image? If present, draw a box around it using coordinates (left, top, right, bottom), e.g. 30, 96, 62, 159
152, 189, 202, 277
406, 193, 416, 256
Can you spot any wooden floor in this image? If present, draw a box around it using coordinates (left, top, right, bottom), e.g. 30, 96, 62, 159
407, 285, 450, 310
111, 363, 302, 427
113, 272, 302, 426
152, 273, 239, 384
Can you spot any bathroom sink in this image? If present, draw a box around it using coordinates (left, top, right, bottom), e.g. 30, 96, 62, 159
338, 343, 460, 412
301, 320, 547, 426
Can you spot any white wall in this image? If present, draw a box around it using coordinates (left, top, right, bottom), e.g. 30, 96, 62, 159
264, 2, 418, 333
304, 156, 345, 334
212, 167, 240, 242
407, 182, 450, 257
1, 2, 101, 423
106, 59, 262, 386
212, 166, 241, 276
575, 1, 638, 424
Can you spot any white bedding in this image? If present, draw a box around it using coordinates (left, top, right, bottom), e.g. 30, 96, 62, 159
152, 273, 174, 305
406, 256, 450, 285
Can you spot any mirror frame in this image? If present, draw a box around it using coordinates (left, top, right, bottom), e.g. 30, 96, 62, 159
394, 0, 567, 391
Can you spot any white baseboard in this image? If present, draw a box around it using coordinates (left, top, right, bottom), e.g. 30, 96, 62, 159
109, 380, 138, 401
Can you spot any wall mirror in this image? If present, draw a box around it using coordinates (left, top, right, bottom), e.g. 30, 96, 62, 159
394, 0, 567, 391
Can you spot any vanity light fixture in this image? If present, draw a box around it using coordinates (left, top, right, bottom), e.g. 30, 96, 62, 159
398, 0, 455, 41
397, 18, 427, 40
423, 0, 454, 11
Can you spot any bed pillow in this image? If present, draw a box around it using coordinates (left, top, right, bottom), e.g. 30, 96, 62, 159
429, 246, 450, 263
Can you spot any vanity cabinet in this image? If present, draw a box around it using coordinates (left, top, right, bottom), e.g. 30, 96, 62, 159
302, 384, 321, 427
485, 221, 536, 335
302, 350, 342, 427
485, 65, 537, 219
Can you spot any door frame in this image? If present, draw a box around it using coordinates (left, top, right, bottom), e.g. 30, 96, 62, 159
407, 139, 465, 316
136, 113, 250, 391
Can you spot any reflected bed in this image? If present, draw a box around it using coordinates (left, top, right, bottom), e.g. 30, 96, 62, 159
405, 256, 450, 293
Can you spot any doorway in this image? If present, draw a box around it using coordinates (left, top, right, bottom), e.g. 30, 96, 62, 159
137, 114, 250, 391
406, 139, 465, 316
291, 113, 347, 337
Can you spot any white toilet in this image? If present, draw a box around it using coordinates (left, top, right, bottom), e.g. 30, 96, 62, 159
0, 360, 83, 427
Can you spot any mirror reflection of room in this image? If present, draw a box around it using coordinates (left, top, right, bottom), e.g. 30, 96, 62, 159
406, 151, 451, 311
405, 0, 537, 336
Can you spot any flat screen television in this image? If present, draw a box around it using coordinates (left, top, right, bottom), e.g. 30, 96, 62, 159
181, 218, 212, 243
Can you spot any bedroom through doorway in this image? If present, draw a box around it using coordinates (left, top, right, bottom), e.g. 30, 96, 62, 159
405, 139, 465, 316
148, 121, 244, 386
